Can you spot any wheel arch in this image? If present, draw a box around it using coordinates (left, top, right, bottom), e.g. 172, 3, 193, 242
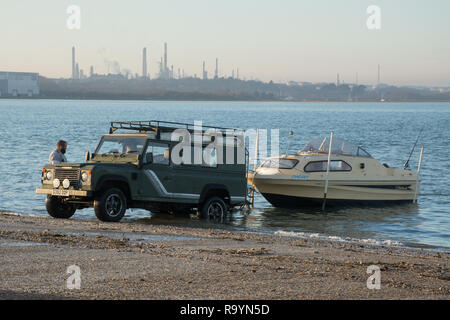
199, 184, 230, 205
95, 175, 132, 202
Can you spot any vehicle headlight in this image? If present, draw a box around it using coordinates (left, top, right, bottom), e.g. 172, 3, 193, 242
53, 178, 60, 188
62, 179, 70, 189
46, 171, 53, 180
81, 170, 91, 183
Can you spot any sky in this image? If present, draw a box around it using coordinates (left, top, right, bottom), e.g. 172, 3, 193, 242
1, 0, 449, 86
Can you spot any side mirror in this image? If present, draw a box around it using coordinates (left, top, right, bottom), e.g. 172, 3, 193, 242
84, 150, 91, 162
145, 153, 153, 164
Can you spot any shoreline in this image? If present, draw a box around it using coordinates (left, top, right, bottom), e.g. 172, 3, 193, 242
2, 97, 450, 103
0, 211, 448, 299
5, 209, 448, 251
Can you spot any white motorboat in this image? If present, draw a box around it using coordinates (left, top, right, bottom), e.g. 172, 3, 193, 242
248, 136, 423, 208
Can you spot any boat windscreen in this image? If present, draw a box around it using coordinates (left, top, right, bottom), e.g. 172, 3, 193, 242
301, 137, 372, 158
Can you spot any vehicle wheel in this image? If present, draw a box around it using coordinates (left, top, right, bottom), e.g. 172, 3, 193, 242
201, 196, 227, 222
45, 196, 76, 219
94, 188, 127, 222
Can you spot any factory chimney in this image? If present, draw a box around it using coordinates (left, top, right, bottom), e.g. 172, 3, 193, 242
164, 43, 168, 72
75, 63, 79, 80
202, 61, 207, 80
72, 46, 76, 79
214, 58, 218, 79
142, 47, 147, 79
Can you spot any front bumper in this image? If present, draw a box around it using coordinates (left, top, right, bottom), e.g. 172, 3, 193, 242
35, 188, 92, 197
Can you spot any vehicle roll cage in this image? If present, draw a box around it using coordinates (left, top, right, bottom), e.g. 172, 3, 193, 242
109, 120, 242, 136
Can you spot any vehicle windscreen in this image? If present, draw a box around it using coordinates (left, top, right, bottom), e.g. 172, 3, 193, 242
301, 136, 372, 158
95, 137, 147, 155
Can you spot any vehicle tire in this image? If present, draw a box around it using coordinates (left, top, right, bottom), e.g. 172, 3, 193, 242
94, 188, 127, 222
201, 196, 227, 222
45, 196, 76, 219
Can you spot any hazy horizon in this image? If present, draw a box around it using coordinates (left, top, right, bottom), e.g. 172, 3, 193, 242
1, 0, 449, 86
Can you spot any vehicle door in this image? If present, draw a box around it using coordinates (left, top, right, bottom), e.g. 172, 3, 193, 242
140, 141, 173, 198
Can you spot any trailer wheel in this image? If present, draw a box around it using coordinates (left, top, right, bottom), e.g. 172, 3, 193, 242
201, 196, 227, 222
45, 196, 76, 219
94, 188, 127, 222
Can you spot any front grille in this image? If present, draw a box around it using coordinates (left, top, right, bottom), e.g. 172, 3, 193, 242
54, 169, 80, 187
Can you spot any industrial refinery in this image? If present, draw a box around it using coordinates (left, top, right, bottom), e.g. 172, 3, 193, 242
70, 43, 238, 81
1, 44, 448, 101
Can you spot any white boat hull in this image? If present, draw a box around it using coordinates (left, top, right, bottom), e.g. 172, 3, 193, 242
249, 173, 418, 207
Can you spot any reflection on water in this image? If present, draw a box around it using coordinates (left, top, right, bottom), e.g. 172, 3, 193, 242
0, 99, 449, 248
227, 199, 422, 244
123, 197, 429, 248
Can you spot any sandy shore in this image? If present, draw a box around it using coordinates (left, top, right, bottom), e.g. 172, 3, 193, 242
0, 211, 448, 300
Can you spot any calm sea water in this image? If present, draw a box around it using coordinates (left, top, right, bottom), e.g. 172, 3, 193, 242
0, 99, 449, 248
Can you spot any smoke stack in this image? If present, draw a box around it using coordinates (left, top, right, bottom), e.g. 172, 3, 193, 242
214, 58, 218, 79
203, 61, 207, 80
75, 63, 79, 80
142, 47, 147, 79
72, 46, 76, 79
164, 43, 168, 71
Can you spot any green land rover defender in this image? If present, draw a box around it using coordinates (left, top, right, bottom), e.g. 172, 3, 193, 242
36, 120, 248, 222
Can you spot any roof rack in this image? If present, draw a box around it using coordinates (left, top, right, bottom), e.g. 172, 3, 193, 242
109, 120, 242, 135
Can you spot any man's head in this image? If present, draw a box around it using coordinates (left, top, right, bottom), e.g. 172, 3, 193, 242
56, 140, 67, 154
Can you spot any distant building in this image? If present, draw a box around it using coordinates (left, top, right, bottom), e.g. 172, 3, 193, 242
0, 71, 39, 97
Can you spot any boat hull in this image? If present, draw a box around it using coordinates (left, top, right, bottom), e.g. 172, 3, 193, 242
249, 174, 417, 208
261, 192, 411, 208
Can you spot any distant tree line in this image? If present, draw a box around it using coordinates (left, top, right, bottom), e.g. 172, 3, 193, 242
34, 76, 450, 102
